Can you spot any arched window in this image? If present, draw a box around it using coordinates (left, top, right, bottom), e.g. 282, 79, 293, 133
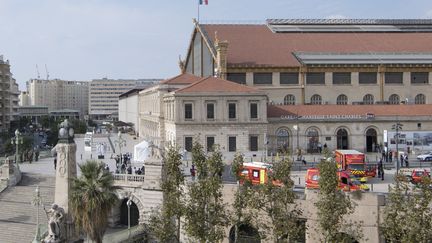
306, 128, 319, 153
363, 94, 374, 104
283, 95, 295, 105
336, 128, 349, 149
276, 128, 290, 151
366, 128, 378, 152
336, 94, 348, 105
415, 94, 426, 104
389, 94, 400, 104
310, 94, 322, 105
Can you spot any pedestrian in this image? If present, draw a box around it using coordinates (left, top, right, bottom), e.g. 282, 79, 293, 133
317, 142, 322, 153
400, 154, 404, 167
323, 143, 327, 149
389, 151, 392, 163
54, 157, 57, 170
405, 154, 409, 167
302, 159, 307, 166
190, 164, 196, 181
141, 165, 145, 175
381, 166, 385, 181
378, 159, 383, 177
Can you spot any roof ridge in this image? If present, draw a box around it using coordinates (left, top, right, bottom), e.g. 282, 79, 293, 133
174, 76, 210, 92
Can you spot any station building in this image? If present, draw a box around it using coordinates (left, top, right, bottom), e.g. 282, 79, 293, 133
136, 19, 432, 159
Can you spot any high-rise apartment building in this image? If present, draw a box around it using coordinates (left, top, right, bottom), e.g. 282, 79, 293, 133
0, 55, 19, 132
89, 78, 159, 120
27, 79, 89, 117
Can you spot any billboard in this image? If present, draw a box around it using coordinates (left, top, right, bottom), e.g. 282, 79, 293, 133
387, 131, 432, 154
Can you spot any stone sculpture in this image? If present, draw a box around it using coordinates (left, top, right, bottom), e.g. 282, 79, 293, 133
43, 204, 65, 243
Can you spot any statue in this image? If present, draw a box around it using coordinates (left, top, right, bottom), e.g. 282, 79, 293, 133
43, 204, 65, 243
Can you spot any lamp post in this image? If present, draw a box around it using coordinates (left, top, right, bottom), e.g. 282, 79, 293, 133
293, 113, 300, 161
11, 129, 23, 165
114, 131, 126, 165
392, 122, 403, 174
31, 186, 42, 243
127, 198, 132, 239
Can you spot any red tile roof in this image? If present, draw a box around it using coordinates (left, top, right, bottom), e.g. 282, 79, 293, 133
175, 76, 262, 94
267, 104, 432, 118
201, 24, 432, 67
160, 73, 202, 85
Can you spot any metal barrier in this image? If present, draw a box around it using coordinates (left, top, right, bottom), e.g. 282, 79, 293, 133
113, 174, 145, 183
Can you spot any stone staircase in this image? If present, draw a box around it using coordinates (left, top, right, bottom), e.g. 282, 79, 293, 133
0, 173, 55, 243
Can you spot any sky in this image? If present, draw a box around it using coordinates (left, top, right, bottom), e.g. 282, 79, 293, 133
1, 0, 432, 90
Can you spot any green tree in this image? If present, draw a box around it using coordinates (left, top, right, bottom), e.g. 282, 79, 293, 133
70, 160, 118, 243
149, 145, 185, 242
230, 153, 257, 242
315, 148, 360, 242
184, 141, 228, 242
381, 174, 432, 242
249, 156, 303, 242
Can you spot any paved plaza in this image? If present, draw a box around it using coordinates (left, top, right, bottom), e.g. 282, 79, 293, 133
1, 133, 430, 242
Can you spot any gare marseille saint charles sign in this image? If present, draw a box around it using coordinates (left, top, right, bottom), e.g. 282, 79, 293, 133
280, 113, 375, 120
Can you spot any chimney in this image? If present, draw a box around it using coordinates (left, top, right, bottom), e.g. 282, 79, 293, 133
215, 39, 229, 79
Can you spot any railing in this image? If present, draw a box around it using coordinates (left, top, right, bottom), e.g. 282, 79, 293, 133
113, 174, 145, 183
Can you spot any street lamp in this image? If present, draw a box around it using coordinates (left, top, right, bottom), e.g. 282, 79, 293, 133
11, 129, 23, 165
392, 122, 403, 174
127, 198, 132, 239
31, 186, 42, 243
114, 131, 127, 164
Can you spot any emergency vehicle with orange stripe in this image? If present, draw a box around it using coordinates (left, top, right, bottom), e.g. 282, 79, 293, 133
335, 150, 370, 183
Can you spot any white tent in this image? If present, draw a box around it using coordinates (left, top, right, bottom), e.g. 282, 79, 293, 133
134, 140, 150, 163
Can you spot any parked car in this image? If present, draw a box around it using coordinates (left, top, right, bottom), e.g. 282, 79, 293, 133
416, 152, 432, 161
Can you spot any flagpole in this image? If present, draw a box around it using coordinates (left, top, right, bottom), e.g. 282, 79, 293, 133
197, 1, 200, 23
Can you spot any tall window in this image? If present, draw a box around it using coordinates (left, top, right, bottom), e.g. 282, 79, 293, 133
415, 94, 426, 104
363, 94, 374, 104
250, 103, 258, 119
306, 72, 325, 85
307, 128, 319, 153
280, 72, 299, 85
411, 72, 429, 84
310, 94, 322, 105
385, 72, 403, 84
228, 103, 236, 119
253, 73, 272, 85
206, 103, 214, 119
389, 94, 400, 104
336, 94, 348, 105
228, 136, 236, 152
250, 135, 258, 151
333, 72, 351, 85
276, 128, 289, 151
184, 103, 193, 119
359, 72, 377, 84
227, 73, 246, 84
283, 95, 295, 105
185, 137, 193, 152
206, 136, 215, 152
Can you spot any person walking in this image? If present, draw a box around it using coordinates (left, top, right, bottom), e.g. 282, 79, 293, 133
317, 142, 322, 154
190, 164, 196, 181
380, 165, 385, 181
378, 159, 383, 178
54, 157, 57, 170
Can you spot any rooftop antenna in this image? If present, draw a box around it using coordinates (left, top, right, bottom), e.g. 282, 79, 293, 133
35, 65, 41, 79
45, 64, 49, 80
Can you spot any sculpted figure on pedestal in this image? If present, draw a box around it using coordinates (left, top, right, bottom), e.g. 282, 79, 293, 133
43, 204, 65, 243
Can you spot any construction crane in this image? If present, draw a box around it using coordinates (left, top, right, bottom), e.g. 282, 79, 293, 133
45, 64, 49, 80
35, 64, 40, 79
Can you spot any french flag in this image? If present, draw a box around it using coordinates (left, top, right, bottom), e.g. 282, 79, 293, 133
199, 0, 208, 5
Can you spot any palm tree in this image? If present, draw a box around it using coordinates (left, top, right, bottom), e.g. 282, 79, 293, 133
70, 160, 118, 243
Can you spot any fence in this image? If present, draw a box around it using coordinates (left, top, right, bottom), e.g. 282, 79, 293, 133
113, 174, 145, 183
